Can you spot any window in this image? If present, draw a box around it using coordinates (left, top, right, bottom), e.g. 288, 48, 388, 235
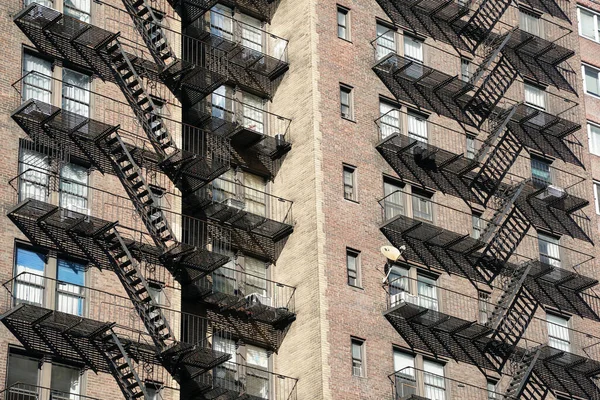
524, 82, 546, 110
351, 338, 365, 377
460, 58, 471, 82
404, 35, 423, 63
588, 122, 600, 156
346, 248, 361, 287
487, 379, 498, 399
238, 14, 263, 53
393, 350, 416, 397
244, 173, 267, 217
389, 265, 410, 304
337, 6, 350, 40
478, 290, 490, 324
530, 156, 552, 188
210, 4, 234, 40
412, 188, 433, 222
423, 360, 445, 400
64, 0, 91, 23
50, 363, 81, 397
340, 84, 353, 119
246, 345, 269, 398
19, 147, 50, 202
466, 134, 476, 159
583, 64, 600, 96
343, 165, 357, 201
60, 163, 89, 213
407, 112, 428, 144
594, 181, 600, 215
579, 7, 600, 42
538, 233, 561, 267
146, 384, 163, 400
211, 85, 232, 119
383, 179, 405, 220
22, 53, 52, 104
417, 274, 438, 311
14, 248, 46, 306
546, 313, 570, 352
376, 22, 396, 60
244, 257, 268, 301
213, 336, 237, 385
62, 68, 91, 118
379, 100, 401, 139
7, 353, 40, 388
25, 0, 53, 7
520, 9, 542, 37
472, 212, 483, 240
56, 259, 85, 316
242, 91, 265, 134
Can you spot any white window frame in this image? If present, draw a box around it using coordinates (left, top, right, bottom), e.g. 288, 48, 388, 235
337, 6, 350, 41
588, 122, 600, 156
346, 248, 361, 288
578, 6, 600, 43
460, 58, 471, 82
379, 100, 401, 139
376, 22, 396, 60
519, 9, 542, 37
524, 82, 546, 110
423, 360, 446, 400
582, 64, 600, 98
351, 338, 365, 377
593, 181, 600, 215
403, 34, 423, 63
546, 313, 571, 352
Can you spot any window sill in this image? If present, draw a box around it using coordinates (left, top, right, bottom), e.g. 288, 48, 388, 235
338, 37, 353, 44
344, 197, 360, 204
348, 284, 364, 291
341, 116, 356, 123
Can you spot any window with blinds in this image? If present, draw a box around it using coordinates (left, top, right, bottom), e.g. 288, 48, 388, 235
546, 313, 570, 352
417, 274, 438, 311
423, 360, 446, 400
376, 23, 396, 60
530, 156, 552, 188
519, 9, 542, 37
538, 233, 561, 267
524, 82, 546, 110
19, 147, 50, 202
379, 100, 401, 139
22, 53, 52, 104
404, 35, 423, 62
210, 4, 234, 41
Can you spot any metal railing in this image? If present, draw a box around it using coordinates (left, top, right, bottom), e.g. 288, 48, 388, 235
390, 367, 504, 400
384, 275, 600, 361
192, 265, 296, 313
193, 90, 292, 141
195, 360, 298, 400
0, 383, 103, 400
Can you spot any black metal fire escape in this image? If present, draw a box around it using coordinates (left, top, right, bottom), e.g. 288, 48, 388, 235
505, 348, 549, 400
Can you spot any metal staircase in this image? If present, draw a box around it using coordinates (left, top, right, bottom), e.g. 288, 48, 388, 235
486, 262, 538, 371
504, 348, 548, 400
469, 30, 515, 88
464, 56, 518, 128
479, 181, 531, 269
471, 106, 522, 205
100, 330, 150, 399
459, 0, 513, 53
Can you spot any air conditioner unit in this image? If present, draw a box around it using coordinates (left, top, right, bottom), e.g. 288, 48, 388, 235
390, 292, 419, 308
246, 293, 272, 307
536, 185, 566, 201
223, 198, 246, 210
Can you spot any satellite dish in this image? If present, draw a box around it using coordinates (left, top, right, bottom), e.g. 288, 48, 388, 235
381, 245, 404, 262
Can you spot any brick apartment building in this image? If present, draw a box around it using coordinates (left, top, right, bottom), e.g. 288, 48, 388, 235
0, 0, 599, 399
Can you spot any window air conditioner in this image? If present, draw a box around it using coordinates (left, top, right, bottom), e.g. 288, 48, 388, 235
223, 198, 246, 210
246, 293, 272, 307
390, 292, 419, 308
536, 185, 566, 201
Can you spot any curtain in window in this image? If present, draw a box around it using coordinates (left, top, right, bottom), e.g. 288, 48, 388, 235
56, 259, 85, 316
580, 9, 596, 39
214, 336, 237, 388
210, 5, 233, 41
520, 11, 541, 37
50, 364, 80, 399
19, 149, 50, 202
423, 361, 446, 400
384, 181, 405, 220
244, 174, 267, 217
60, 163, 88, 214
213, 249, 237, 295
417, 276, 438, 311
407, 113, 428, 143
239, 14, 263, 53
376, 24, 395, 60
404, 36, 423, 62
246, 346, 269, 399
538, 234, 560, 267
524, 84, 546, 110
546, 314, 570, 352
379, 101, 400, 139
23, 54, 52, 104
64, 0, 90, 22
242, 93, 265, 134
245, 257, 267, 300
212, 169, 236, 203
15, 248, 45, 306
62, 69, 90, 118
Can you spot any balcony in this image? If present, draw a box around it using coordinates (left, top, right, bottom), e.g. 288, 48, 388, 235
182, 360, 298, 400
0, 273, 233, 385
0, 383, 103, 400
7, 170, 232, 284
383, 276, 600, 398
169, 0, 282, 24
183, 265, 296, 352
186, 90, 292, 177
186, 177, 294, 263
185, 10, 289, 98
390, 367, 503, 400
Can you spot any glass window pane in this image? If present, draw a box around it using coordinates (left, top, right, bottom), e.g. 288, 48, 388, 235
524, 83, 546, 110
64, 0, 91, 23
585, 66, 600, 95
7, 354, 39, 387
19, 148, 50, 202
520, 11, 540, 36
376, 23, 395, 59
15, 248, 45, 306
404, 36, 423, 62
62, 69, 90, 118
589, 123, 600, 155
580, 9, 596, 39
408, 113, 428, 143
60, 163, 88, 213
22, 54, 52, 104
57, 259, 85, 316
380, 101, 400, 139
51, 364, 80, 397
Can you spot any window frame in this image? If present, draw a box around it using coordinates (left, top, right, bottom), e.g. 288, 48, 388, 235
588, 122, 600, 156
538, 231, 561, 267
593, 181, 600, 215
411, 187, 434, 222
376, 21, 397, 60
340, 84, 354, 120
403, 34, 424, 63
524, 81, 547, 110
337, 6, 350, 41
530, 154, 552, 188
582, 63, 600, 98
578, 6, 600, 43
343, 164, 358, 202
351, 337, 366, 377
346, 248, 362, 288
546, 312, 571, 352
